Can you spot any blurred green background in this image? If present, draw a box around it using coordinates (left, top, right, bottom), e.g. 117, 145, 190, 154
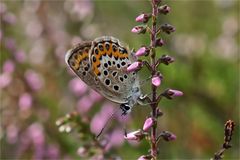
1, 0, 239, 159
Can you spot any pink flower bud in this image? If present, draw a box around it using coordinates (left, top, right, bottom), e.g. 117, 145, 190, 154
143, 118, 154, 131
161, 131, 177, 141
131, 25, 147, 34
168, 89, 183, 97
158, 5, 171, 15
135, 47, 148, 57
124, 130, 143, 141
156, 38, 165, 47
127, 61, 142, 72
135, 13, 150, 23
160, 23, 175, 34
160, 55, 174, 65
151, 76, 161, 87
163, 89, 183, 99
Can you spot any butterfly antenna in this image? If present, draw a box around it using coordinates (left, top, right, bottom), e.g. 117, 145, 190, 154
96, 108, 119, 139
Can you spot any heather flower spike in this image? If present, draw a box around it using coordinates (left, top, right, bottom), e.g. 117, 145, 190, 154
135, 47, 149, 57
131, 25, 147, 34
158, 5, 171, 15
127, 61, 142, 72
143, 117, 154, 131
135, 13, 151, 23
151, 76, 161, 87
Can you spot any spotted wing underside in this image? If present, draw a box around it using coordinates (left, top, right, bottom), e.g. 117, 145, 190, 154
89, 36, 138, 103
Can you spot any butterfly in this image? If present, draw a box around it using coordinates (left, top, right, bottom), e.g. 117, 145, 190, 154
65, 36, 143, 115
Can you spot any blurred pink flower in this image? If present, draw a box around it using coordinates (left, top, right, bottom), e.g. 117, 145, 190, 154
68, 78, 87, 96
88, 90, 102, 102
3, 59, 15, 74
24, 69, 44, 91
28, 123, 45, 146
46, 145, 60, 159
6, 124, 18, 144
18, 92, 32, 110
4, 38, 16, 51
105, 129, 124, 151
143, 117, 154, 131
77, 147, 87, 157
3, 12, 16, 24
0, 3, 7, 14
77, 95, 93, 114
90, 103, 114, 134
0, 73, 12, 88
14, 50, 26, 63
151, 76, 161, 87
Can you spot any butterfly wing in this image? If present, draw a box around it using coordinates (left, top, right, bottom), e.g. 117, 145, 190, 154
89, 36, 140, 104
65, 42, 99, 89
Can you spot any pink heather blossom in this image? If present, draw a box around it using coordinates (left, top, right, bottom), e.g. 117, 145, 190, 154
161, 131, 177, 141
168, 89, 183, 97
156, 38, 165, 47
4, 38, 16, 51
127, 61, 141, 72
105, 129, 124, 151
143, 117, 154, 131
3, 12, 16, 24
131, 25, 146, 34
46, 145, 60, 159
135, 13, 150, 23
77, 147, 87, 157
151, 76, 161, 87
124, 130, 143, 141
158, 5, 171, 15
135, 47, 148, 57
24, 69, 44, 91
18, 92, 33, 110
14, 50, 26, 63
28, 123, 45, 146
88, 90, 102, 102
136, 14, 145, 22
0, 73, 12, 88
3, 60, 15, 74
6, 124, 18, 144
90, 103, 114, 134
68, 77, 88, 96
76, 95, 93, 114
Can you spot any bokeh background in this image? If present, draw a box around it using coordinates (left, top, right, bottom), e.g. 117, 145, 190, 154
1, 0, 239, 159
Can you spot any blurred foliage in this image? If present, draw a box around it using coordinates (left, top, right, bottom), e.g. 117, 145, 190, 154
1, 0, 239, 159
